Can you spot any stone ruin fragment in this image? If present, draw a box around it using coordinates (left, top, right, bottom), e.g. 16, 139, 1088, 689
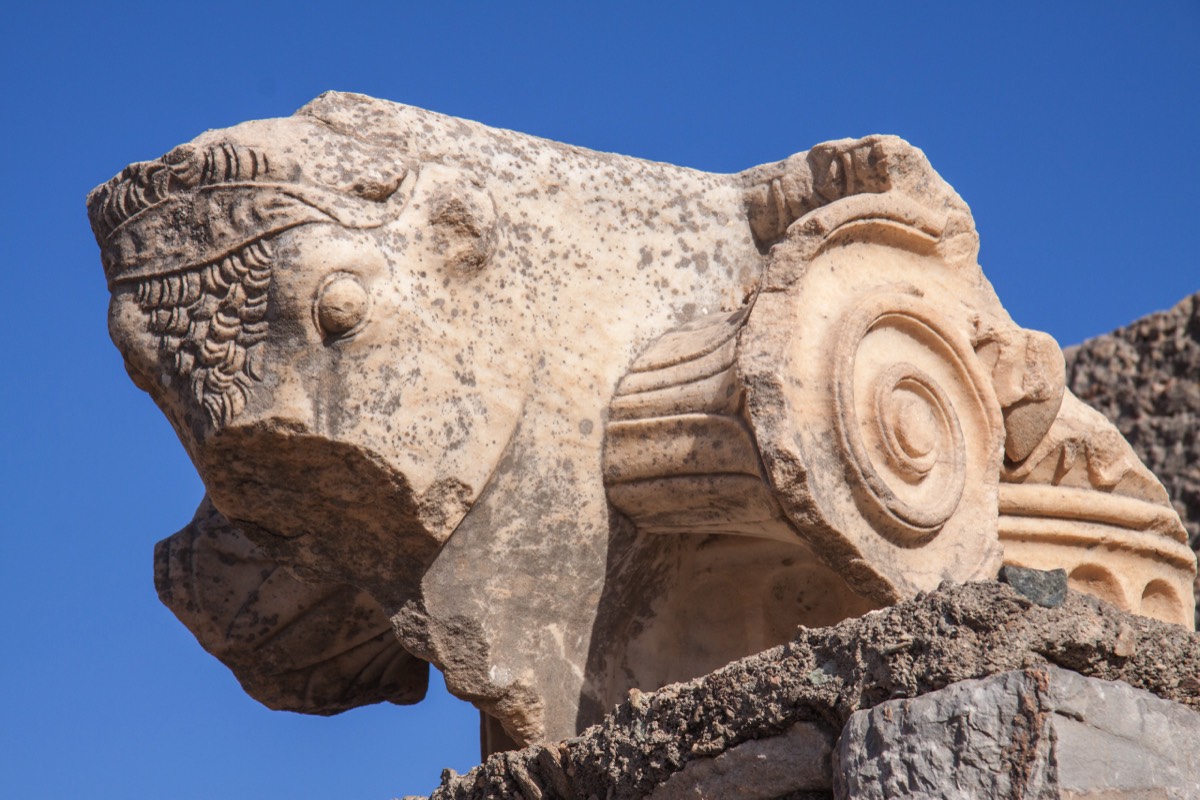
88, 92, 1196, 754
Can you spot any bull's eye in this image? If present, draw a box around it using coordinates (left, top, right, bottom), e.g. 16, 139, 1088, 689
315, 275, 369, 338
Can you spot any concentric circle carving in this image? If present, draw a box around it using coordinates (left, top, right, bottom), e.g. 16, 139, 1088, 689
740, 210, 1006, 599
834, 292, 985, 543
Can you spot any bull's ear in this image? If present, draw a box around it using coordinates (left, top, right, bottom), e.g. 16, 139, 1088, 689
409, 164, 499, 276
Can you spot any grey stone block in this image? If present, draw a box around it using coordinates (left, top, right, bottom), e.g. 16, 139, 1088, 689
998, 564, 1067, 608
835, 666, 1200, 799
647, 721, 833, 799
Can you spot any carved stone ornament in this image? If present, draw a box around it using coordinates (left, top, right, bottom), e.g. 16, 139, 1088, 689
89, 92, 1196, 752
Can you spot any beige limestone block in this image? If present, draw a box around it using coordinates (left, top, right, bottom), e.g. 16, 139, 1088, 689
89, 91, 1195, 749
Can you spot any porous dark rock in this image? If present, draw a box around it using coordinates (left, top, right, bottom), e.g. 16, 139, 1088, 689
1065, 291, 1200, 625
998, 564, 1068, 608
412, 580, 1200, 800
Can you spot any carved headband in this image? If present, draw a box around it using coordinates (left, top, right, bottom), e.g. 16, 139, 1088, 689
100, 178, 412, 288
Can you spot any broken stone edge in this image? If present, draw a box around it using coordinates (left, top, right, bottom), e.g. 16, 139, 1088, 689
413, 580, 1200, 800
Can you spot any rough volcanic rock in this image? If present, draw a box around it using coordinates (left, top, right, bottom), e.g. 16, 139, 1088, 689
1065, 291, 1200, 622
412, 580, 1200, 800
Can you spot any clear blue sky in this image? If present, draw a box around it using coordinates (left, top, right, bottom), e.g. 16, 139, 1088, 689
2, 3, 1196, 798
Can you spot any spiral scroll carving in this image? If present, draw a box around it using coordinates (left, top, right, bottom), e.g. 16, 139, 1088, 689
834, 292, 989, 545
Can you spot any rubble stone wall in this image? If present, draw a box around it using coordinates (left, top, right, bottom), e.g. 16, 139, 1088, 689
1065, 291, 1200, 625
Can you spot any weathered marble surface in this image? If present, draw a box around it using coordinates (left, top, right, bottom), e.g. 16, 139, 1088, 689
155, 498, 426, 713
88, 92, 1194, 749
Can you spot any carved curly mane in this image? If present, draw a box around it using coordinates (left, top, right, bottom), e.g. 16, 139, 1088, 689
134, 238, 273, 426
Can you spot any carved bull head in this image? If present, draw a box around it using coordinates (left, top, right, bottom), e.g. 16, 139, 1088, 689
90, 117, 528, 593
91, 94, 1193, 751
